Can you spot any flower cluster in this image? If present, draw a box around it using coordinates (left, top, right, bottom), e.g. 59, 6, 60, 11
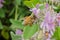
40, 11, 56, 40
30, 3, 60, 40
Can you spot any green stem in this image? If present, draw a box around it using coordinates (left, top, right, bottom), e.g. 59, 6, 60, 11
9, 8, 14, 17
15, 5, 18, 20
30, 13, 34, 17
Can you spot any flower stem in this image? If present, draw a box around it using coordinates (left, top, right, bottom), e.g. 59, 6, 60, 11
9, 8, 14, 17
15, 5, 18, 20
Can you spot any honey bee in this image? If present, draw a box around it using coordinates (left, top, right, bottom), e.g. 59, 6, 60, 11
22, 16, 35, 26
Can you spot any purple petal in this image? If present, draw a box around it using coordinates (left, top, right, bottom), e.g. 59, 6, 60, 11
36, 3, 40, 9
50, 31, 53, 35
16, 29, 22, 35
32, 8, 37, 14
0, 0, 4, 3
31, 8, 40, 18
46, 38, 51, 40
45, 3, 49, 9
0, 4, 3, 8
45, 11, 51, 22
58, 22, 60, 26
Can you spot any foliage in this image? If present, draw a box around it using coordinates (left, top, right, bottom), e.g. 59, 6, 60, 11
0, 0, 60, 40
24, 0, 41, 8
23, 24, 38, 39
53, 27, 60, 40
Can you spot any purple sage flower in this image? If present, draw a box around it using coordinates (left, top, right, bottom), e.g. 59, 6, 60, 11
40, 11, 55, 32
0, 0, 4, 8
0, 0, 4, 3
30, 8, 40, 18
30, 4, 40, 18
40, 11, 56, 40
16, 29, 22, 35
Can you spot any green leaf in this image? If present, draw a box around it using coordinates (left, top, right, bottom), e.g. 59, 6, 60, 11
1, 29, 9, 40
24, 0, 44, 9
53, 6, 58, 9
31, 0, 40, 6
0, 21, 3, 29
10, 19, 24, 30
11, 32, 22, 40
0, 9, 5, 18
53, 27, 60, 40
24, 0, 40, 8
14, 0, 22, 5
23, 24, 38, 39
24, 1, 34, 8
